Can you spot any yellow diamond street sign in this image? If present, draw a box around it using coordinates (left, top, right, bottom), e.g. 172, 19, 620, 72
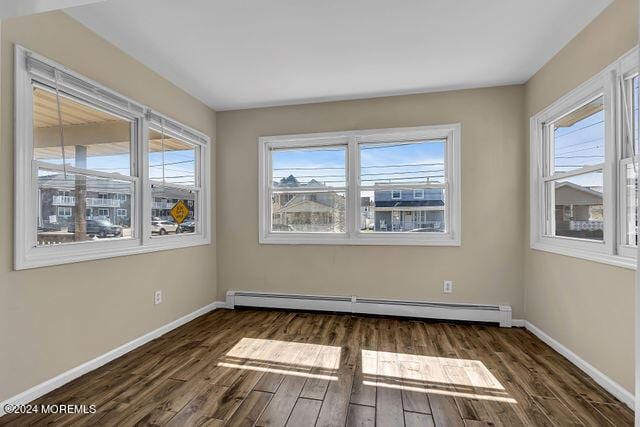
170, 200, 190, 224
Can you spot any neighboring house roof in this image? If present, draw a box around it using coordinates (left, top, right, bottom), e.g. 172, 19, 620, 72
273, 175, 333, 189
375, 200, 444, 208
555, 182, 602, 206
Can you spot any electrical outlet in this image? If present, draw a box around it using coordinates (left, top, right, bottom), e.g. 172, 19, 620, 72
443, 280, 453, 293
154, 290, 162, 305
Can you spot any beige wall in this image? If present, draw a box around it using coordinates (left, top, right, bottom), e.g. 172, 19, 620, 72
0, 12, 217, 401
524, 0, 638, 393
217, 85, 526, 317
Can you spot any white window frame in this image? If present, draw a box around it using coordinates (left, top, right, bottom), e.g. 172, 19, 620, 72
117, 208, 127, 217
14, 46, 212, 270
57, 207, 72, 218
530, 47, 638, 269
391, 190, 402, 200
97, 208, 110, 217
617, 52, 639, 259
413, 189, 425, 199
258, 124, 461, 246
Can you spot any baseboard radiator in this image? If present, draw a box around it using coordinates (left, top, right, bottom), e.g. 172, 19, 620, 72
225, 291, 512, 327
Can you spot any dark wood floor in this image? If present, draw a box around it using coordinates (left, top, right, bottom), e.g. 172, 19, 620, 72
0, 309, 633, 426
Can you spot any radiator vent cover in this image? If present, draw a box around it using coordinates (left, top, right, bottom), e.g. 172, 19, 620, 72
226, 291, 512, 327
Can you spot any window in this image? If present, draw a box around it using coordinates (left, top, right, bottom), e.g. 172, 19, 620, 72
530, 47, 638, 268
15, 47, 211, 269
618, 72, 639, 258
57, 207, 72, 218
148, 126, 200, 235
259, 124, 461, 245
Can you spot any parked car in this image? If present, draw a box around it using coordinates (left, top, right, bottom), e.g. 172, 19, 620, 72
180, 220, 195, 233
68, 219, 122, 238
151, 220, 180, 235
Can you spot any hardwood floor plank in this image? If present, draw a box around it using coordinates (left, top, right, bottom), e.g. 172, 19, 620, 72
256, 375, 307, 426
405, 411, 435, 427
164, 384, 230, 426
350, 318, 378, 407
589, 401, 634, 426
375, 319, 405, 427
285, 398, 322, 426
532, 396, 584, 426
346, 404, 375, 427
226, 390, 273, 427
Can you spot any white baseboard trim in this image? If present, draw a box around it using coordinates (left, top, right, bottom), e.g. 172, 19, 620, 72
511, 319, 526, 327
524, 321, 634, 409
0, 301, 223, 417
226, 291, 513, 327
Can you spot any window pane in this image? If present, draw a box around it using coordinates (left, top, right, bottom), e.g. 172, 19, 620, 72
360, 140, 445, 186
625, 163, 637, 246
271, 146, 346, 188
151, 186, 197, 235
272, 191, 345, 232
361, 188, 445, 232
552, 96, 604, 173
37, 169, 133, 245
552, 171, 603, 241
33, 86, 133, 176
149, 129, 197, 187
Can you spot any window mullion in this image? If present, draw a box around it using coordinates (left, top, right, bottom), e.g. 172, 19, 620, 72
140, 115, 151, 243
348, 136, 359, 238
603, 68, 617, 256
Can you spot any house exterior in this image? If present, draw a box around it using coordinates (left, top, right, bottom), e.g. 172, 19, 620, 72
372, 188, 445, 232
360, 196, 373, 230
151, 187, 196, 222
272, 175, 345, 232
38, 173, 197, 231
554, 181, 603, 239
38, 173, 133, 229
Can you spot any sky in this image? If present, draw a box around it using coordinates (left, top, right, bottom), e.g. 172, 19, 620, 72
271, 139, 446, 188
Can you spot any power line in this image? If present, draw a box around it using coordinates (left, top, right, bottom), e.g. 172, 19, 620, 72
555, 137, 604, 153
555, 145, 603, 156
273, 162, 444, 171
554, 119, 603, 138
149, 159, 194, 167
555, 155, 604, 159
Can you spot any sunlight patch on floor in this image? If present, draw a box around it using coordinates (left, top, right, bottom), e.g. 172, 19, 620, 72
362, 349, 505, 390
225, 337, 341, 369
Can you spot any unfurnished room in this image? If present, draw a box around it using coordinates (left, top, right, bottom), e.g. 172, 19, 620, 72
0, 0, 639, 425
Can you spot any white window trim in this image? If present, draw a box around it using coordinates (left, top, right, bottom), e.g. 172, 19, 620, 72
391, 190, 402, 200
14, 46, 212, 270
57, 207, 72, 218
530, 47, 638, 270
258, 124, 461, 246
413, 189, 425, 199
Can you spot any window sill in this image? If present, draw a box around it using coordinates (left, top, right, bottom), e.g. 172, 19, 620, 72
259, 232, 461, 247
15, 234, 211, 270
530, 241, 636, 270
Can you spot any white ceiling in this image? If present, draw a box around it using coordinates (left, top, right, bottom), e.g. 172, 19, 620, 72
67, 0, 612, 111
